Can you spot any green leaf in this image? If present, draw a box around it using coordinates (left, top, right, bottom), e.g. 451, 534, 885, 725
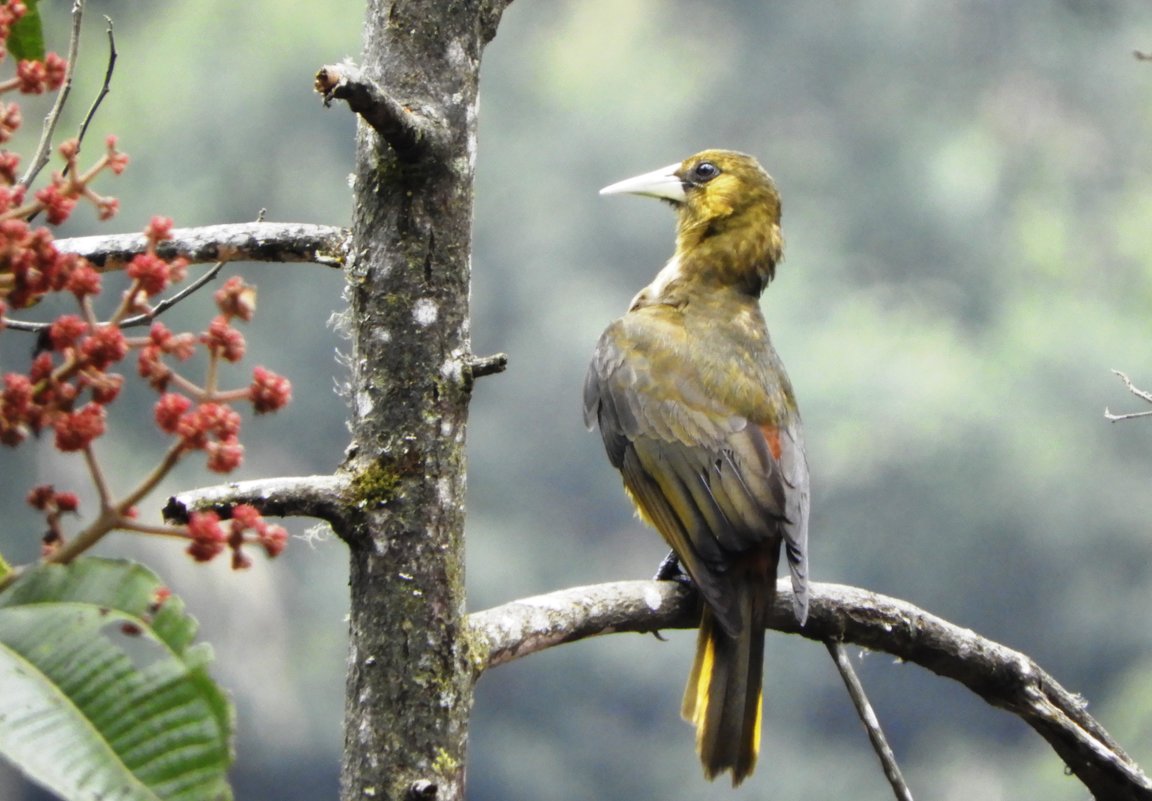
0, 557, 234, 801
6, 0, 45, 62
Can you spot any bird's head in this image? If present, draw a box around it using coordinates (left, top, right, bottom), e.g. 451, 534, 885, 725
601, 150, 783, 293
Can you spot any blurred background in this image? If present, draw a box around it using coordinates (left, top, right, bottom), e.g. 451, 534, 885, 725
2, 1, 1152, 799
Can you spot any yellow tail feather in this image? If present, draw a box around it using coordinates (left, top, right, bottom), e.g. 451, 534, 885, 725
681, 604, 766, 786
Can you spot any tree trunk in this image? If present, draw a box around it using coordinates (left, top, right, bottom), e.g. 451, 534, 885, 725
337, 3, 509, 800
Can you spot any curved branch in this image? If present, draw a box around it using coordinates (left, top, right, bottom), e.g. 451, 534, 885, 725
469, 580, 1152, 801
471, 580, 690, 670
55, 222, 349, 270
163, 474, 353, 526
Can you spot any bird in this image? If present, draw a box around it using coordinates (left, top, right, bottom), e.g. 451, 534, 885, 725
583, 149, 809, 785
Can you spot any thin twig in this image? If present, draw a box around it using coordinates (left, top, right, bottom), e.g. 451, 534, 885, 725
825, 640, 914, 801
1104, 408, 1152, 422
0, 262, 225, 334
1, 317, 52, 333
122, 262, 226, 327
1104, 369, 1152, 422
1, 316, 45, 332
81, 441, 112, 509
121, 211, 262, 330
116, 441, 185, 513
1112, 370, 1152, 403
19, 0, 85, 188
70, 16, 117, 165
34, 441, 186, 572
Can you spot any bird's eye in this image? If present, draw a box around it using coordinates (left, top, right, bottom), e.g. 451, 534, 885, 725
690, 161, 720, 183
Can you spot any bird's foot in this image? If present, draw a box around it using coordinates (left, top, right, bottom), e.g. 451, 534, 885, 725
653, 549, 694, 587
650, 550, 695, 641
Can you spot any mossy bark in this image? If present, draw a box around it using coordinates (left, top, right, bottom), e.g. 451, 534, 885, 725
338, 3, 510, 800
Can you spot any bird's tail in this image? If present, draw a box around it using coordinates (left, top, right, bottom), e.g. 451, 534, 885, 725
681, 581, 768, 786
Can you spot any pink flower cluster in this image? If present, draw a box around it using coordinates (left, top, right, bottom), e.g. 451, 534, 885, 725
187, 504, 288, 569
0, 16, 293, 570
3, 220, 291, 463
3, 214, 294, 566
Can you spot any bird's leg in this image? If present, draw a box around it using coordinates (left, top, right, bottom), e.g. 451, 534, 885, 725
650, 550, 696, 641
653, 548, 694, 587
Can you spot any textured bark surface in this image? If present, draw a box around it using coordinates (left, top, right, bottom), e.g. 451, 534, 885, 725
335, 3, 511, 800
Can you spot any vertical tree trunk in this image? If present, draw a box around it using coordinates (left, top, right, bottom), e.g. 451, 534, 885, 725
338, 3, 508, 800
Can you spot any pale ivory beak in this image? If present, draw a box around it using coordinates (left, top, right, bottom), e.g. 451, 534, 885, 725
599, 162, 686, 202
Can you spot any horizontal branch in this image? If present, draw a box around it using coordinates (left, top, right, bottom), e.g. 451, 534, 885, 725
55, 222, 349, 271
315, 62, 448, 160
163, 474, 353, 526
469, 579, 1152, 801
471, 580, 690, 670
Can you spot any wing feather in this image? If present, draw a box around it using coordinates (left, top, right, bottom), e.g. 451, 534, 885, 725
585, 308, 810, 628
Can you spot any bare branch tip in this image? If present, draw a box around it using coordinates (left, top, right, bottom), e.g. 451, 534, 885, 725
467, 352, 509, 379
1107, 368, 1152, 417
314, 64, 343, 107
161, 495, 190, 525
313, 61, 446, 160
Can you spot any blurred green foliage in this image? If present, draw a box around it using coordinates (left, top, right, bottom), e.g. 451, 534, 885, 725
7, 0, 45, 62
2, 2, 1152, 799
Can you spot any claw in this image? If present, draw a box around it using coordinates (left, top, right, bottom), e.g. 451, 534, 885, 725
650, 550, 696, 640
653, 549, 693, 587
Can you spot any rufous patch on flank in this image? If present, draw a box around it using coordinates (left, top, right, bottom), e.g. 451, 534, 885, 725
759, 424, 782, 461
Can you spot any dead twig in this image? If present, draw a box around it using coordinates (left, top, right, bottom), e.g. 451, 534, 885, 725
71, 16, 118, 165
1105, 369, 1152, 422
825, 640, 914, 801
20, 0, 85, 188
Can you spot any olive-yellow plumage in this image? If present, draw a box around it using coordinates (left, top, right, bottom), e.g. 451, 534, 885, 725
584, 150, 809, 785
